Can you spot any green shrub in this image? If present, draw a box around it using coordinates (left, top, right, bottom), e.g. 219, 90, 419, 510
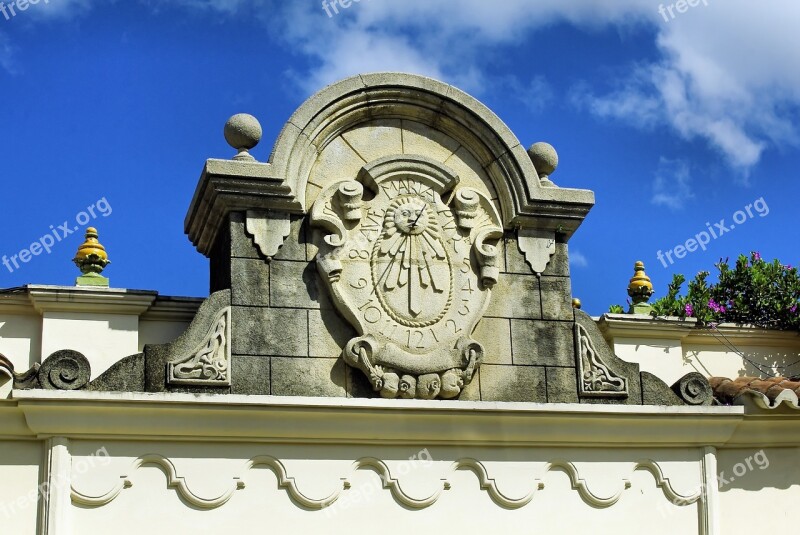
610, 253, 800, 330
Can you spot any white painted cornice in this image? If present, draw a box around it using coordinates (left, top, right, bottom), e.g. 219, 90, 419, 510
140, 296, 203, 322
599, 313, 800, 348
26, 285, 158, 315
0, 390, 758, 447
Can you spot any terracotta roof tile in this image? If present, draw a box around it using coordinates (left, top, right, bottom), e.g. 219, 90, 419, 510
710, 376, 800, 409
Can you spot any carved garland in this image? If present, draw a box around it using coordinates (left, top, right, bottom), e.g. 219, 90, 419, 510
71, 455, 701, 511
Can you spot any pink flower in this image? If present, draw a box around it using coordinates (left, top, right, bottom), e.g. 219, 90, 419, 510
791, 305, 798, 314
685, 303, 694, 317
753, 251, 762, 262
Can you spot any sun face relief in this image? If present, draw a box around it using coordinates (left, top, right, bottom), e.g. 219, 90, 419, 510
310, 156, 503, 399
374, 196, 451, 326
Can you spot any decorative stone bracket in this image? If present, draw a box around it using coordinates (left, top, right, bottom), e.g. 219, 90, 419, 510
517, 228, 557, 275
245, 210, 291, 260
167, 307, 232, 387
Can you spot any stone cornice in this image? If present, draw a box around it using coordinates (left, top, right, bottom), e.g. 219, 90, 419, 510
184, 159, 304, 257
4, 390, 767, 447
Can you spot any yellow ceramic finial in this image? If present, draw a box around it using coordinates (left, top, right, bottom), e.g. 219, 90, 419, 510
73, 227, 110, 286
627, 261, 654, 313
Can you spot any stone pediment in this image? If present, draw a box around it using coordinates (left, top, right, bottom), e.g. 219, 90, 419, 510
15, 72, 711, 406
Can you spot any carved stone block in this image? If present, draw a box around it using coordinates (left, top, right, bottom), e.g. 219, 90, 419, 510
271, 357, 346, 397
231, 306, 308, 357
478, 365, 546, 402
511, 319, 574, 367
545, 367, 579, 403
473, 318, 512, 365
270, 260, 330, 310
484, 274, 542, 319
540, 277, 573, 321
231, 258, 269, 307
231, 356, 271, 396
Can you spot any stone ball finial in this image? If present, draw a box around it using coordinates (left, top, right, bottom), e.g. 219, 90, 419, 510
527, 142, 558, 186
224, 113, 262, 161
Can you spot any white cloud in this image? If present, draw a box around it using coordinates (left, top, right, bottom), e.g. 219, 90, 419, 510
575, 1, 800, 172
570, 250, 589, 268
5, 0, 800, 173
651, 157, 693, 211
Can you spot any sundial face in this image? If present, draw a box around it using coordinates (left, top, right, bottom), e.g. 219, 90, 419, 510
311, 158, 503, 400
373, 192, 451, 328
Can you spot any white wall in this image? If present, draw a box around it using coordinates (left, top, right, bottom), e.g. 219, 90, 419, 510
0, 441, 42, 535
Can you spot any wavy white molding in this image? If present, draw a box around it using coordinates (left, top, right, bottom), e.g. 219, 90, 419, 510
72, 455, 700, 511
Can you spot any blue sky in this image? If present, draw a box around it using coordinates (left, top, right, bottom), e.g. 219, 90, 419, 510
0, 0, 798, 315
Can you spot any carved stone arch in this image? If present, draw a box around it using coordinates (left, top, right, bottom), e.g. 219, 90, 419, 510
265, 73, 594, 235
186, 73, 595, 256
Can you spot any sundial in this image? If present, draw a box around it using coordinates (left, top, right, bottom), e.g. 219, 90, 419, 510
311, 156, 503, 400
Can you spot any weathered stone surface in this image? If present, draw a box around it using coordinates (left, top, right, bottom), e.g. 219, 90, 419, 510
545, 367, 579, 403
341, 119, 403, 164
504, 235, 532, 275
542, 242, 570, 278
309, 308, 357, 358
270, 260, 329, 310
231, 306, 308, 357
145, 290, 232, 392
87, 354, 145, 392
229, 212, 260, 260
479, 365, 546, 402
540, 277, 573, 321
271, 357, 346, 397
511, 319, 574, 367
401, 119, 461, 163
231, 356, 271, 395
473, 317, 512, 365
38, 350, 92, 391
574, 310, 643, 406
484, 274, 541, 319
346, 364, 377, 398
642, 372, 684, 406
231, 258, 269, 307
271, 215, 308, 262
671, 372, 713, 406
458, 368, 482, 401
